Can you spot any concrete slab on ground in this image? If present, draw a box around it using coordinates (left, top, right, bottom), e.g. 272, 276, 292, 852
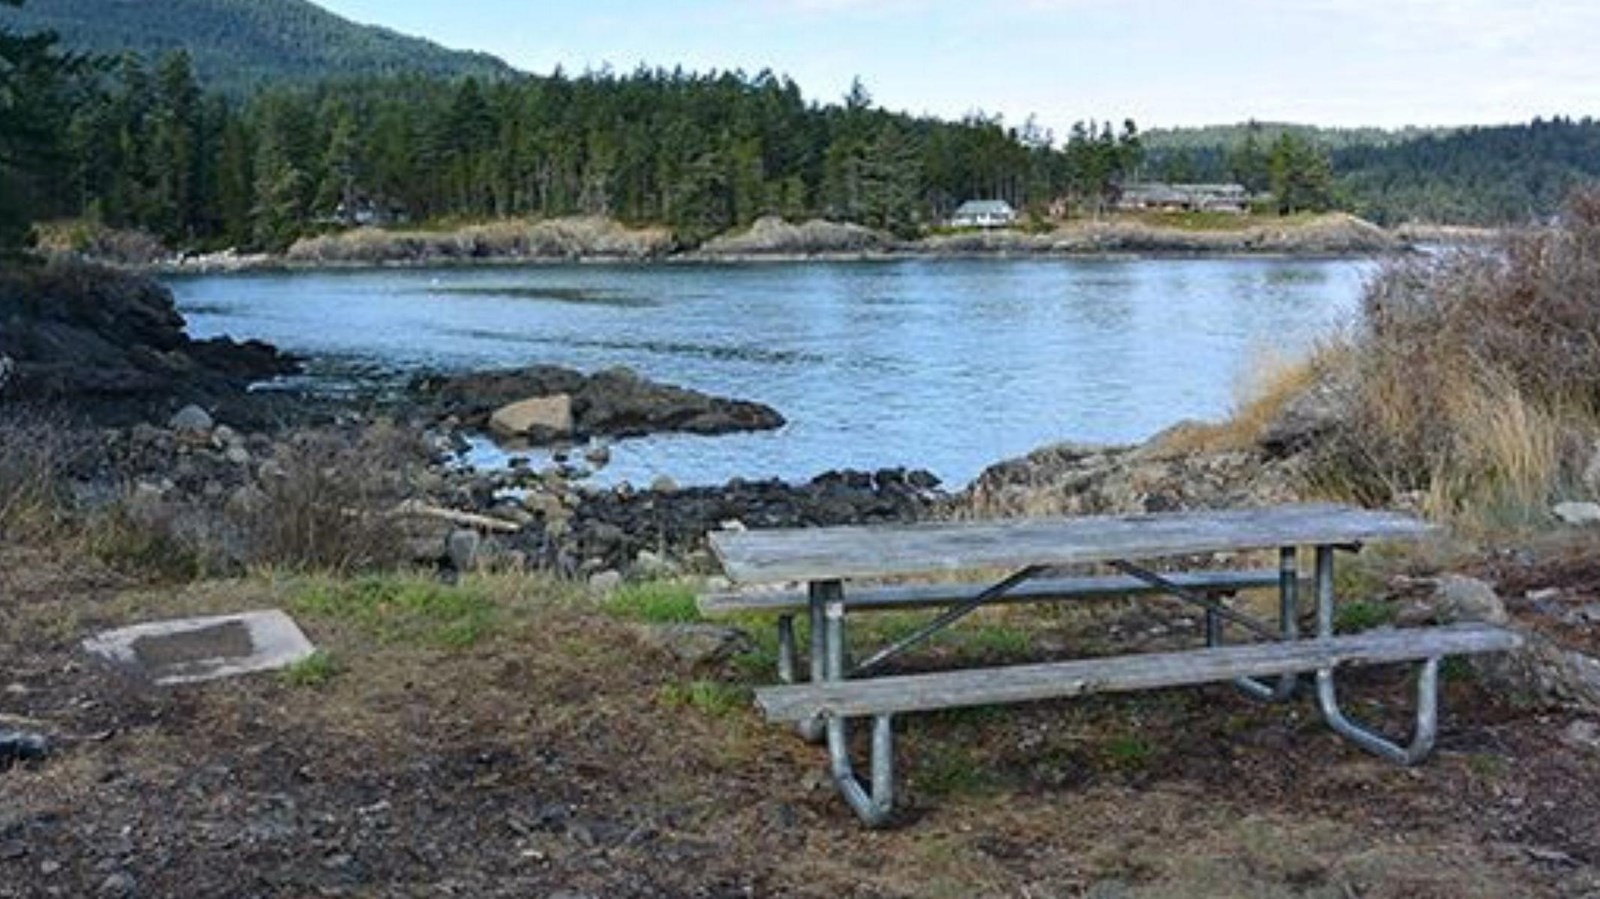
81, 610, 316, 686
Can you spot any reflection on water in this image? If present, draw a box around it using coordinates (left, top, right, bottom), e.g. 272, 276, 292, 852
429, 285, 657, 308
169, 257, 1372, 487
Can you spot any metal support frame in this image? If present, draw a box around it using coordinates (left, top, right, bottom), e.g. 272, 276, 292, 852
786, 544, 1451, 827
1313, 545, 1440, 764
851, 566, 1046, 676
1205, 546, 1300, 703
816, 578, 896, 826
1110, 560, 1280, 641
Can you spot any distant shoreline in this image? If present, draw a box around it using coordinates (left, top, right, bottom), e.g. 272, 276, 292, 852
58, 213, 1501, 277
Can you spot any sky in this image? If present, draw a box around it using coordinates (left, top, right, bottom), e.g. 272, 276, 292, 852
316, 0, 1599, 136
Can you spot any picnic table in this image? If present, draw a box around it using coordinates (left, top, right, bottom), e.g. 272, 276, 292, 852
704, 503, 1521, 827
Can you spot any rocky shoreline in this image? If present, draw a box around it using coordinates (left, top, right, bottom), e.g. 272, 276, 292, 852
0, 260, 938, 579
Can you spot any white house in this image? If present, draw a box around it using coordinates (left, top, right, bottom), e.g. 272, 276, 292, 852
950, 199, 1018, 229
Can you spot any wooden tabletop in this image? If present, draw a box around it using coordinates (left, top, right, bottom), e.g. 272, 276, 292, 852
708, 503, 1432, 584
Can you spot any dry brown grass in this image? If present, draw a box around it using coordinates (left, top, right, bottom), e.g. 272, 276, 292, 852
1304, 187, 1600, 534
0, 412, 75, 542
242, 423, 429, 573
1154, 343, 1345, 457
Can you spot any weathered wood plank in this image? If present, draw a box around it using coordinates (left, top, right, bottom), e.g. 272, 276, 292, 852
699, 569, 1282, 615
710, 504, 1432, 584
755, 624, 1519, 721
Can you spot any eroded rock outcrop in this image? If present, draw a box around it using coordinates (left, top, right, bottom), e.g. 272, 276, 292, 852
414, 364, 785, 444
0, 262, 297, 421
960, 429, 1308, 520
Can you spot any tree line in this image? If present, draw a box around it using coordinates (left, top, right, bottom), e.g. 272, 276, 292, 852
1144, 117, 1600, 226
18, 45, 1151, 251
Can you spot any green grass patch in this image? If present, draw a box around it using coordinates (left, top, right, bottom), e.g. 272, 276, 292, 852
954, 623, 1033, 659
84, 509, 206, 582
915, 741, 998, 797
727, 644, 781, 682
1332, 599, 1396, 634
1440, 655, 1474, 683
658, 680, 750, 717
288, 574, 499, 647
1103, 733, 1156, 771
604, 581, 703, 624
282, 650, 338, 688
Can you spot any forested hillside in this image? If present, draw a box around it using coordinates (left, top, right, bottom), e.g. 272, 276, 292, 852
0, 0, 515, 93
1142, 122, 1449, 154
26, 52, 1147, 250
1335, 118, 1600, 225
1144, 118, 1600, 226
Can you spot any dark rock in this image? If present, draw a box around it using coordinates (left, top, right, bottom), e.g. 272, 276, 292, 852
549, 468, 943, 573
168, 404, 214, 434
631, 623, 753, 665
411, 364, 784, 445
0, 730, 49, 769
98, 871, 137, 897
0, 261, 299, 423
446, 529, 482, 572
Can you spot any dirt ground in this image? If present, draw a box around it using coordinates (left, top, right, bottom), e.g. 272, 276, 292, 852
3, 545, 1600, 898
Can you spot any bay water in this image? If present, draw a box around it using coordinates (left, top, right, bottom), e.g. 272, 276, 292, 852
168, 257, 1372, 488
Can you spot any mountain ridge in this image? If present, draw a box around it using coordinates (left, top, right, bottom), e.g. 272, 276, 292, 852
0, 0, 520, 93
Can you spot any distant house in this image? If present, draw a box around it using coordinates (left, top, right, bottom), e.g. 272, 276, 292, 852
1118, 183, 1249, 214
950, 199, 1018, 229
332, 196, 410, 228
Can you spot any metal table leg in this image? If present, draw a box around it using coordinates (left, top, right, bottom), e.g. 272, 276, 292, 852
817, 578, 895, 826
794, 582, 829, 743
1213, 546, 1300, 703
1313, 544, 1440, 764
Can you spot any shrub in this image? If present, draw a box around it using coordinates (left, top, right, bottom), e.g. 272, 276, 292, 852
0, 415, 71, 542
1310, 186, 1600, 531
242, 423, 425, 573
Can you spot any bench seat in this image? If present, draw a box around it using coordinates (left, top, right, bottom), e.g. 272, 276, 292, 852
756, 623, 1521, 722
700, 568, 1283, 616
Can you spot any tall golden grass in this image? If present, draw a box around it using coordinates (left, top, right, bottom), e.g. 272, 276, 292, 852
1306, 188, 1600, 533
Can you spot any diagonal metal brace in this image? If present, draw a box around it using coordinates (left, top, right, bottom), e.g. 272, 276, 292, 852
1110, 559, 1280, 641
851, 565, 1046, 676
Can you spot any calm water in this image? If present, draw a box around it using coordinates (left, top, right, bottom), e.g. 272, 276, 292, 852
168, 258, 1372, 488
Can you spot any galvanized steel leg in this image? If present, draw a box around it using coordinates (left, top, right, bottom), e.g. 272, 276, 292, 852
819, 579, 894, 826
826, 713, 896, 828
1313, 544, 1439, 765
1317, 657, 1440, 765
777, 614, 797, 683
795, 583, 830, 743
1203, 546, 1299, 703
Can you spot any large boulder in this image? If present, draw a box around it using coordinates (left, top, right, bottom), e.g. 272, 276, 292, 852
1430, 575, 1600, 712
575, 366, 784, 437
489, 394, 574, 441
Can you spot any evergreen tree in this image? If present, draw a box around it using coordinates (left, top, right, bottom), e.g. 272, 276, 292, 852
1269, 132, 1334, 214
1227, 121, 1272, 193
147, 51, 203, 241
0, 0, 79, 252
